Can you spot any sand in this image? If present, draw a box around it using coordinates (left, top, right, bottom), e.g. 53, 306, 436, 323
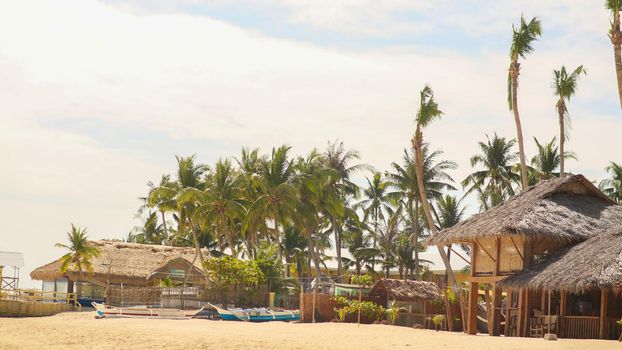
0, 311, 619, 350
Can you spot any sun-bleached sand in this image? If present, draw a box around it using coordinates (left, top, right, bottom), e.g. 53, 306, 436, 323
0, 311, 620, 350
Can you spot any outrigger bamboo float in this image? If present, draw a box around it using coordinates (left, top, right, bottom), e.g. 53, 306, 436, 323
208, 303, 300, 322
92, 302, 203, 319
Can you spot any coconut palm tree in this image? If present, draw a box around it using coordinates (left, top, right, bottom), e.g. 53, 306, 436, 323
342, 218, 378, 276
128, 211, 166, 244
55, 224, 100, 293
410, 85, 458, 292
146, 174, 177, 243
387, 145, 456, 280
180, 158, 246, 257
359, 172, 390, 271
607, 0, 622, 109
508, 15, 542, 189
280, 225, 308, 278
552, 65, 586, 177
600, 161, 622, 203
462, 133, 520, 209
235, 147, 266, 258
530, 137, 577, 183
323, 140, 367, 279
245, 146, 299, 266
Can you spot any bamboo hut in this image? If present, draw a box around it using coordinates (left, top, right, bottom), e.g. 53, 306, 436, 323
427, 175, 622, 339
30, 240, 206, 304
498, 230, 622, 339
369, 278, 443, 327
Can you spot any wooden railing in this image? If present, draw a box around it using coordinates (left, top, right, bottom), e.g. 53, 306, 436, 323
0, 289, 80, 308
558, 316, 599, 339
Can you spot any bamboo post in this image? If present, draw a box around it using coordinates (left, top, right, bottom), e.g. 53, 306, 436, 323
599, 289, 608, 339
312, 286, 316, 323
357, 285, 362, 327
467, 282, 478, 335
547, 289, 552, 334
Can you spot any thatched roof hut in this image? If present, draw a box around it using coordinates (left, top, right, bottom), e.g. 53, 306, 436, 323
30, 240, 206, 286
497, 230, 622, 293
369, 278, 442, 302
429, 175, 622, 246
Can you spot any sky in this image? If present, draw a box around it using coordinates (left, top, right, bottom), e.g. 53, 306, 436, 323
1, 0, 620, 288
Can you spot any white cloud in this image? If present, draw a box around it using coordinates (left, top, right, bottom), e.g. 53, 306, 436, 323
1, 0, 620, 286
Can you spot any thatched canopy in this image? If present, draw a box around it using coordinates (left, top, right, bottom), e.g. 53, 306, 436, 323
30, 240, 206, 286
498, 230, 622, 293
429, 175, 622, 246
369, 278, 441, 302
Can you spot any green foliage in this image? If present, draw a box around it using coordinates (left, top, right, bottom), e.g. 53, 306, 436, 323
350, 274, 374, 286
333, 298, 386, 323
386, 301, 404, 325
432, 314, 445, 330
159, 276, 175, 288
55, 224, 100, 276
203, 256, 264, 287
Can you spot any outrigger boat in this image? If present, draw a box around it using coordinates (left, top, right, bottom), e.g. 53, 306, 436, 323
92, 302, 204, 319
208, 303, 300, 322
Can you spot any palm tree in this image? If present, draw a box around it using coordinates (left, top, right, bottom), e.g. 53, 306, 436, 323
342, 218, 378, 276
530, 137, 576, 183
146, 174, 177, 243
280, 225, 308, 278
387, 145, 456, 280
245, 146, 299, 266
153, 155, 208, 267
552, 65, 586, 176
607, 0, 622, 109
600, 162, 622, 203
180, 158, 246, 257
359, 172, 390, 271
434, 194, 466, 284
323, 140, 366, 280
462, 133, 520, 209
128, 211, 166, 244
55, 224, 100, 293
508, 15, 542, 189
235, 147, 265, 258
410, 85, 458, 292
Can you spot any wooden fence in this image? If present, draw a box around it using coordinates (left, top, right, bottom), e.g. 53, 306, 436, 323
300, 292, 334, 322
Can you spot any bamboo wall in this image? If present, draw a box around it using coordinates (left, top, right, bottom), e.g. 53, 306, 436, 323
0, 300, 75, 317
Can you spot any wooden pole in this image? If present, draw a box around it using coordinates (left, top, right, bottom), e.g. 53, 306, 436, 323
599, 289, 608, 339
560, 291, 567, 316
312, 287, 317, 323
517, 289, 524, 337
357, 285, 362, 327
467, 282, 479, 335
547, 289, 552, 334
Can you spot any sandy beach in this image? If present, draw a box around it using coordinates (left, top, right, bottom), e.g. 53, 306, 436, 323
0, 311, 619, 350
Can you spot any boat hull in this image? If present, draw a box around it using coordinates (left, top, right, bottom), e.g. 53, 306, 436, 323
208, 303, 299, 322
92, 302, 203, 319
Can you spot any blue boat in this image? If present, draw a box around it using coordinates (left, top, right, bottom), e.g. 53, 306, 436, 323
209, 303, 300, 322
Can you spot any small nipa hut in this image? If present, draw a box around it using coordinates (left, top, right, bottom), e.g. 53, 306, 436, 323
369, 278, 443, 328
30, 240, 206, 305
427, 175, 622, 340
498, 229, 622, 340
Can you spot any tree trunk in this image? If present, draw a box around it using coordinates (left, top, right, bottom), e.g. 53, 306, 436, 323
333, 219, 342, 281
160, 210, 169, 244
412, 129, 460, 295
413, 200, 421, 281
611, 9, 622, 109
511, 61, 529, 190
187, 215, 209, 285
558, 104, 565, 177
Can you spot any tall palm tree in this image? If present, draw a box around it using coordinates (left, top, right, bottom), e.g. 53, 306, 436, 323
530, 137, 576, 183
359, 172, 390, 271
245, 146, 299, 265
410, 85, 458, 292
281, 225, 308, 278
146, 174, 177, 243
153, 155, 208, 267
552, 65, 586, 177
387, 146, 456, 280
180, 158, 246, 257
128, 211, 166, 245
434, 195, 466, 284
323, 140, 366, 279
342, 218, 378, 276
600, 161, 622, 203
607, 0, 622, 109
55, 224, 100, 293
235, 147, 265, 258
462, 133, 520, 209
508, 15, 542, 189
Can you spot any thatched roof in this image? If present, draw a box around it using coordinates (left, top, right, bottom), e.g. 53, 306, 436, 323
369, 278, 441, 302
30, 240, 206, 286
429, 175, 622, 245
497, 230, 622, 293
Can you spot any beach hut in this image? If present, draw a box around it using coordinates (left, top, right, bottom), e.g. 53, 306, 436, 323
369, 278, 443, 327
498, 229, 622, 339
428, 175, 622, 339
30, 240, 206, 305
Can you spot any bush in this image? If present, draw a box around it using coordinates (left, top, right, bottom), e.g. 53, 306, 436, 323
331, 297, 386, 323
